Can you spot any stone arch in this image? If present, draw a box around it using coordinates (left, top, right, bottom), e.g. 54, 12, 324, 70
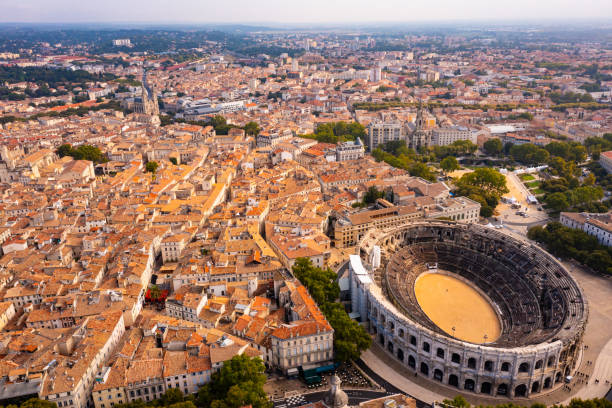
436, 348, 445, 359
544, 377, 552, 389
387, 341, 394, 353
449, 374, 459, 387
515, 384, 527, 397
433, 368, 443, 381
484, 360, 494, 371
501, 362, 511, 372
555, 371, 562, 383
464, 378, 475, 391
548, 356, 556, 367
519, 362, 529, 373
410, 335, 417, 346
497, 383, 508, 396
451, 353, 461, 364
565, 366, 571, 376
420, 362, 429, 376
398, 328, 405, 338
408, 355, 416, 369
422, 341, 430, 352
397, 348, 404, 362
535, 359, 543, 370
480, 382, 492, 394
389, 321, 395, 330
467, 357, 477, 369
531, 381, 540, 393
378, 334, 385, 345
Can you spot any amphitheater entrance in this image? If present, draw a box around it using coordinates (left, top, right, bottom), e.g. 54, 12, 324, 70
480, 382, 492, 394
414, 272, 502, 344
420, 362, 429, 376
434, 368, 443, 381
449, 374, 459, 387
515, 384, 527, 397
464, 379, 475, 391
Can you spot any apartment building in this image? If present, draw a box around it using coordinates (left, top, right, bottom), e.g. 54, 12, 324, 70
161, 233, 190, 263
560, 211, 612, 246
336, 138, 365, 161
367, 118, 404, 150
431, 126, 478, 146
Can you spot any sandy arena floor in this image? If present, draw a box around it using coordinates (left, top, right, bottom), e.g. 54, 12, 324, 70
414, 273, 501, 344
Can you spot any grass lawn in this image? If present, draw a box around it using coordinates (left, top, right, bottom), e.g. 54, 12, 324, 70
526, 180, 541, 188
519, 173, 535, 181
531, 188, 546, 195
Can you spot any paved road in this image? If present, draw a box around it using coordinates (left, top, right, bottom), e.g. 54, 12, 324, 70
355, 357, 431, 408
273, 390, 405, 408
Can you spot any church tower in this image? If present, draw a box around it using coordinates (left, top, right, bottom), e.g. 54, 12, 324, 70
410, 100, 430, 150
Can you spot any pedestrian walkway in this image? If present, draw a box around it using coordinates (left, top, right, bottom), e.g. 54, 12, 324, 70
564, 338, 612, 403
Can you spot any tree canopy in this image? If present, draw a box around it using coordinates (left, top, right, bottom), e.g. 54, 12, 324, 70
55, 144, 107, 163
292, 258, 371, 361
454, 168, 509, 217
196, 354, 269, 408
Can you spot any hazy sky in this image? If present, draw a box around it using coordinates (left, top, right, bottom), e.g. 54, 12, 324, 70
1, 0, 612, 24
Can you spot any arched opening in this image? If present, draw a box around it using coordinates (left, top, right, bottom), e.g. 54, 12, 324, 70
389, 321, 395, 330
436, 348, 445, 359
519, 362, 529, 373
531, 381, 540, 393
408, 355, 416, 368
387, 342, 394, 353
398, 329, 405, 338
410, 335, 417, 346
515, 384, 527, 397
467, 357, 477, 369
378, 334, 385, 345
484, 360, 494, 372
565, 366, 571, 376
449, 374, 459, 387
555, 372, 562, 383
451, 353, 461, 364
501, 362, 511, 372
544, 377, 552, 389
397, 348, 404, 362
434, 369, 443, 382
535, 360, 543, 370
423, 342, 430, 353
480, 382, 492, 394
548, 356, 556, 367
497, 383, 508, 396
464, 379, 475, 391
420, 362, 429, 376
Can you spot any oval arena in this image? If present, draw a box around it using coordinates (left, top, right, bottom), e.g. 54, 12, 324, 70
349, 222, 587, 398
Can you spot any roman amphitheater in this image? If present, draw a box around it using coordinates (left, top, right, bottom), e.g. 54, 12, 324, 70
349, 221, 588, 399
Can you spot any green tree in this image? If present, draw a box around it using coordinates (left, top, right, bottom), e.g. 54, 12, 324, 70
292, 258, 371, 361
483, 138, 503, 156
363, 186, 385, 204
146, 161, 159, 173
20, 399, 58, 408
159, 388, 185, 406
456, 168, 509, 198
440, 156, 459, 173
544, 192, 570, 212
243, 121, 261, 136
56, 143, 73, 158
197, 355, 269, 408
